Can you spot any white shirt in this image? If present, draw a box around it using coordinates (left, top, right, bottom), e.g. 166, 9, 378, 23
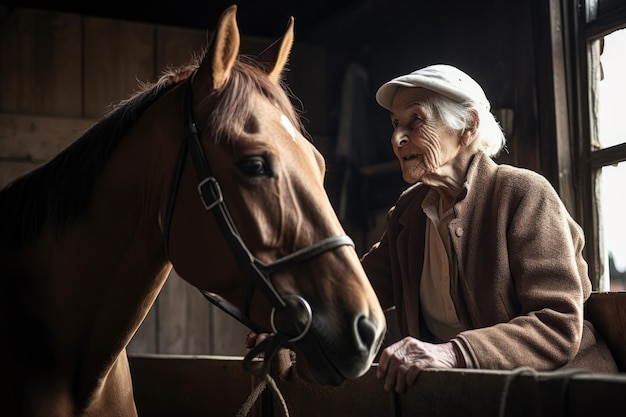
420, 189, 463, 342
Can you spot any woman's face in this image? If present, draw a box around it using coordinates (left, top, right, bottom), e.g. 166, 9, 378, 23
389, 87, 463, 184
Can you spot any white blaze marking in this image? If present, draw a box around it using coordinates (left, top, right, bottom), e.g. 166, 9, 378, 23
280, 114, 297, 141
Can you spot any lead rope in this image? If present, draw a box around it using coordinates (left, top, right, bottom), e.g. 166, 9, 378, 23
497, 366, 538, 417
199, 291, 294, 416
236, 334, 291, 417
236, 374, 289, 417
497, 367, 588, 417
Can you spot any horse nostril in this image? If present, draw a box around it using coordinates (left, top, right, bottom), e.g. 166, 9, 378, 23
356, 315, 378, 351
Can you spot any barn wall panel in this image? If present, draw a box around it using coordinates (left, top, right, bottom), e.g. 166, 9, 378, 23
154, 271, 213, 355
126, 310, 158, 355
0, 160, 38, 186
0, 112, 95, 187
156, 25, 207, 72
82, 17, 155, 119
287, 43, 329, 148
0, 113, 95, 160
207, 305, 249, 356
129, 355, 251, 417
0, 8, 82, 116
268, 368, 392, 417
128, 356, 626, 416
585, 291, 626, 371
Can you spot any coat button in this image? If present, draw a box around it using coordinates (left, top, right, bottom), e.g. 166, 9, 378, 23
455, 227, 464, 237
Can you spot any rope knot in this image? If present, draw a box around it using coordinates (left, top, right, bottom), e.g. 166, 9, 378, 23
238, 334, 293, 417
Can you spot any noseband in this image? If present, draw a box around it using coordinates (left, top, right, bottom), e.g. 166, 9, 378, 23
163, 73, 354, 345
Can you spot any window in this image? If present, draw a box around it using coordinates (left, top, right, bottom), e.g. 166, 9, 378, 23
595, 29, 626, 291
572, 0, 626, 291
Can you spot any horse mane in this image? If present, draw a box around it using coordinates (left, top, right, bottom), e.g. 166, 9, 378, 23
0, 52, 306, 249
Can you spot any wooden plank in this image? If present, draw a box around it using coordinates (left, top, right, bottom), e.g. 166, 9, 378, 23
0, 8, 82, 116
0, 160, 41, 188
288, 43, 329, 139
156, 271, 212, 355
152, 269, 249, 356
83, 17, 155, 118
155, 26, 206, 73
585, 291, 626, 371
569, 374, 626, 415
128, 269, 250, 356
270, 365, 393, 417
129, 355, 251, 417
208, 305, 249, 356
128, 357, 626, 417
399, 368, 626, 417
0, 113, 96, 160
127, 306, 158, 355
0, 113, 97, 187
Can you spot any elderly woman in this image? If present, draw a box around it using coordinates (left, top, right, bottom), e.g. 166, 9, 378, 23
366, 64, 618, 394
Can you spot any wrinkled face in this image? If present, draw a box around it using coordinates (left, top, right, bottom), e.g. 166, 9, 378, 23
390, 87, 463, 184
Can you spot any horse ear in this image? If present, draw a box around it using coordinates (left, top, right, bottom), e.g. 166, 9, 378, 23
257, 17, 294, 83
198, 4, 240, 91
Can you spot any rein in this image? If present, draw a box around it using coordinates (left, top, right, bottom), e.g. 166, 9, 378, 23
163, 72, 355, 363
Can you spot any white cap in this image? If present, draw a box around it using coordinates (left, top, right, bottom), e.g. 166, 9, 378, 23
375, 64, 490, 111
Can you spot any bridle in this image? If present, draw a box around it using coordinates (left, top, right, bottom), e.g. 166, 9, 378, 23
162, 72, 355, 356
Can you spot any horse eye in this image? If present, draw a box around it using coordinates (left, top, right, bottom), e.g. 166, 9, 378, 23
238, 156, 270, 177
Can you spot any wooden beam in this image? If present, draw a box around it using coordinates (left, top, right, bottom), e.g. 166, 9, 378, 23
0, 112, 97, 187
128, 355, 626, 417
0, 112, 96, 161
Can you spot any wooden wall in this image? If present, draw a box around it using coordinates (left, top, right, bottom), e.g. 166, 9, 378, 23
128, 353, 626, 417
0, 6, 331, 356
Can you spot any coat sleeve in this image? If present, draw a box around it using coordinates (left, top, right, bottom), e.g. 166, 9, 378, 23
454, 170, 592, 370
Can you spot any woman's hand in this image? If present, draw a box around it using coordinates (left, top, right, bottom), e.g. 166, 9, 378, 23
376, 337, 462, 393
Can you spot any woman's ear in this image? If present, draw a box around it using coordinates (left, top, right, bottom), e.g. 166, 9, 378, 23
461, 109, 480, 147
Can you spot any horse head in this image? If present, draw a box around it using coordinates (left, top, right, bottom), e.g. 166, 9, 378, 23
164, 5, 386, 385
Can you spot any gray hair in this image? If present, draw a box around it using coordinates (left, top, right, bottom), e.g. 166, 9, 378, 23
425, 93, 506, 157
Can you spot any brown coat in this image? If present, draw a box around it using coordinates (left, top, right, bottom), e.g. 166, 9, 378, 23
362, 151, 617, 372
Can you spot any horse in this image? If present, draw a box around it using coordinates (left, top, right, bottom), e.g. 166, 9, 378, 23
0, 5, 386, 416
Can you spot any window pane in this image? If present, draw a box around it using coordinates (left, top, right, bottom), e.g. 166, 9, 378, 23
597, 28, 626, 149
599, 162, 626, 291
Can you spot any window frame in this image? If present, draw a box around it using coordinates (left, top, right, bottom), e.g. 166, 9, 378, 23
567, 0, 626, 290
